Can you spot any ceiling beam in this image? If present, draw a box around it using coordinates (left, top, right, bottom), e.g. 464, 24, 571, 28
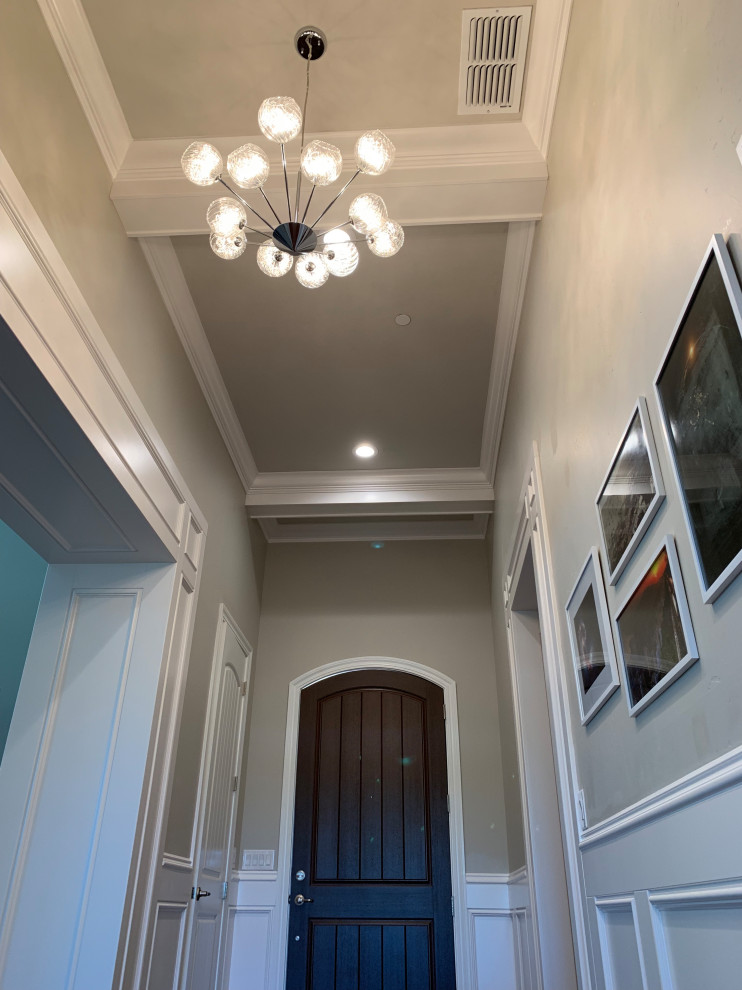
111, 124, 547, 235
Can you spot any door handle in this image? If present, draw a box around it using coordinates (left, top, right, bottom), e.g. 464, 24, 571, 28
293, 894, 314, 905
194, 886, 211, 900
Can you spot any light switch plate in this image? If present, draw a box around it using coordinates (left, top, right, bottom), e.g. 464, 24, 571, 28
241, 848, 275, 871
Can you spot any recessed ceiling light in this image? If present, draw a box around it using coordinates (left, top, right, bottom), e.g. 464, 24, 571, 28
395, 314, 411, 326
354, 442, 377, 458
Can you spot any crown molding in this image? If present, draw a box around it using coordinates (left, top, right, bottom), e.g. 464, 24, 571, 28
522, 0, 575, 156
139, 236, 258, 490
36, 0, 132, 177
111, 123, 547, 235
480, 220, 536, 484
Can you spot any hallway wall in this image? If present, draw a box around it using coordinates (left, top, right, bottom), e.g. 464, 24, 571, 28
490, 0, 742, 861
0, 0, 265, 859
243, 540, 509, 874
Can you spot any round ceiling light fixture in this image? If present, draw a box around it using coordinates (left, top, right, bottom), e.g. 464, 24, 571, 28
353, 443, 377, 459
395, 314, 411, 326
180, 27, 403, 289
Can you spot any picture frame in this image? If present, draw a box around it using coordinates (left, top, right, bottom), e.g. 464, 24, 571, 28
565, 547, 620, 725
613, 535, 698, 717
595, 396, 666, 585
654, 234, 742, 604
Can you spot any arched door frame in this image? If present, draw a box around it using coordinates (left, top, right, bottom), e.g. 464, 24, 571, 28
272, 656, 472, 990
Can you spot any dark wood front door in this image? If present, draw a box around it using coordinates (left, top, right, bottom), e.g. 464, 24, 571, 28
286, 670, 456, 989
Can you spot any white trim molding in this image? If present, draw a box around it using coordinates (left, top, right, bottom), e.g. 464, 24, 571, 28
480, 221, 536, 483
140, 237, 258, 491
273, 657, 473, 990
35, 0, 132, 177
580, 742, 742, 850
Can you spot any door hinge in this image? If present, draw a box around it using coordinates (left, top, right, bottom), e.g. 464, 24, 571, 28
451, 896, 455, 917
240, 680, 247, 696
232, 775, 238, 792
221, 881, 229, 900
446, 794, 450, 814
443, 704, 447, 720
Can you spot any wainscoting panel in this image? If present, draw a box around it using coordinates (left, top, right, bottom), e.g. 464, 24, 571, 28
223, 871, 531, 990
593, 898, 645, 990
581, 765, 742, 990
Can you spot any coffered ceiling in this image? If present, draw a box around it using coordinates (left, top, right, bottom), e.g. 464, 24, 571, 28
35, 0, 573, 540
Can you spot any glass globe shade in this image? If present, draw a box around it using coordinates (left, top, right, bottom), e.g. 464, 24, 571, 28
349, 193, 388, 235
258, 97, 302, 143
295, 252, 329, 288
323, 239, 359, 277
257, 240, 293, 278
181, 142, 223, 186
227, 143, 270, 188
355, 130, 395, 176
209, 232, 246, 261
367, 220, 405, 258
206, 197, 246, 237
323, 228, 351, 245
300, 140, 343, 186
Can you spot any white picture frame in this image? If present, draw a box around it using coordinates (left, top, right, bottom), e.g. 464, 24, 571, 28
595, 396, 666, 585
654, 234, 742, 604
565, 547, 620, 725
613, 535, 699, 717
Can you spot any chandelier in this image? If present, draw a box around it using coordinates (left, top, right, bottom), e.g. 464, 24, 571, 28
180, 27, 403, 289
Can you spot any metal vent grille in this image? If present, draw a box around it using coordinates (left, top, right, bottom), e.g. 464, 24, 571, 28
458, 7, 532, 115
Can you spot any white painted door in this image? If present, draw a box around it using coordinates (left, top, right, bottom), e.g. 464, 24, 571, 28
183, 609, 251, 990
0, 561, 176, 990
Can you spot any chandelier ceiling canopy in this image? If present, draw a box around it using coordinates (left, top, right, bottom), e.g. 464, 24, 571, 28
180, 27, 404, 289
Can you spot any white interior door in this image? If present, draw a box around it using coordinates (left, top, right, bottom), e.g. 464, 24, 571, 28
157, 606, 251, 990
0, 561, 176, 990
183, 608, 251, 990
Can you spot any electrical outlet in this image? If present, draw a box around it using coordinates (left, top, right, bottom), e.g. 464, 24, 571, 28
241, 849, 275, 871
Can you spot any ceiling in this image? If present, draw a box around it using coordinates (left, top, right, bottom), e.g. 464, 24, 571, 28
38, 0, 572, 539
80, 0, 527, 138
173, 223, 507, 472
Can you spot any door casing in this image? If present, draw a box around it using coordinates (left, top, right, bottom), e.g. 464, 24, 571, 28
273, 657, 472, 990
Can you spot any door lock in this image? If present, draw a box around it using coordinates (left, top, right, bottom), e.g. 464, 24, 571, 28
193, 886, 211, 900
293, 894, 314, 906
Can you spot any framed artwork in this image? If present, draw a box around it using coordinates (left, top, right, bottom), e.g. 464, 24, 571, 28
654, 234, 742, 603
565, 547, 620, 725
596, 397, 666, 585
613, 536, 698, 717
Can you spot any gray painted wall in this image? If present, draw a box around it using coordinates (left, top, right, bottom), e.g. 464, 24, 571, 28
491, 0, 742, 829
0, 519, 47, 762
0, 0, 265, 858
242, 540, 510, 874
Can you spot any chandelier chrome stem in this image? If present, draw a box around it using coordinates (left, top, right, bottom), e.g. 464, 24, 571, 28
311, 169, 361, 229
217, 177, 273, 233
259, 187, 283, 227
280, 145, 293, 222
300, 185, 316, 226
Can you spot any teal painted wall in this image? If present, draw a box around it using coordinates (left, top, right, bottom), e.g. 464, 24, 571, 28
0, 518, 47, 761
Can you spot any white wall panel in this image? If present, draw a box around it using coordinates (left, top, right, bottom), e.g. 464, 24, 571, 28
594, 900, 645, 990
145, 903, 188, 990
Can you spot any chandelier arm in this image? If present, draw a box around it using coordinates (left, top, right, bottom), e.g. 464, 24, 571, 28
216, 177, 273, 232
300, 185, 316, 226
310, 169, 361, 229
280, 145, 293, 222
258, 188, 283, 227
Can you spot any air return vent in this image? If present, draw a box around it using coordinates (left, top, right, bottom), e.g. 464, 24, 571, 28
458, 7, 532, 115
